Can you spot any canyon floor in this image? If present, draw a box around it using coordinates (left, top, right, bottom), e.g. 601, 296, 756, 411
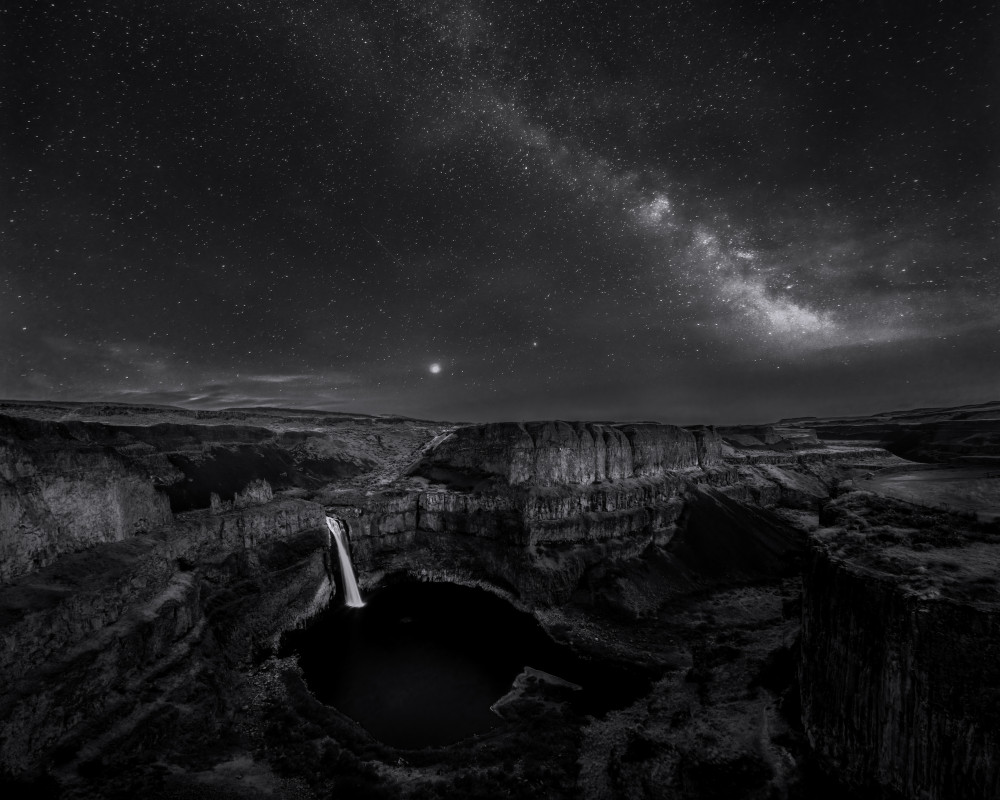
0, 400, 998, 799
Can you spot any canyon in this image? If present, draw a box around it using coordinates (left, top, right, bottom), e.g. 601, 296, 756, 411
0, 399, 997, 799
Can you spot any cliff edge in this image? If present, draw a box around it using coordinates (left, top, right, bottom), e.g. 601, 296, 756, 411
801, 491, 1000, 799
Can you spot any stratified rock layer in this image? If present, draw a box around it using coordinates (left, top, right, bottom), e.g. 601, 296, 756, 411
777, 401, 1000, 462
329, 471, 697, 607
412, 421, 706, 486
719, 425, 821, 449
328, 421, 892, 607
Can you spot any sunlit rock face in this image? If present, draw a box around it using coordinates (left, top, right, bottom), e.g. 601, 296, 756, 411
411, 421, 707, 487
800, 492, 1000, 800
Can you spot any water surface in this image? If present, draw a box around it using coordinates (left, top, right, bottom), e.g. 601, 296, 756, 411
285, 581, 650, 748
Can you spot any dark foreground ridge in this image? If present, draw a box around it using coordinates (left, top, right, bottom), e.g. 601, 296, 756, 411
0, 399, 998, 799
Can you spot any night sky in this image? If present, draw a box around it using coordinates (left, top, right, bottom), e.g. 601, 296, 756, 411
3, 1, 998, 424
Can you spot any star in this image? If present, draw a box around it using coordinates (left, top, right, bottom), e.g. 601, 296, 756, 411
2, 0, 994, 422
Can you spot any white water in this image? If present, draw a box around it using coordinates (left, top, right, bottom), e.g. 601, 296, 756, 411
326, 516, 365, 608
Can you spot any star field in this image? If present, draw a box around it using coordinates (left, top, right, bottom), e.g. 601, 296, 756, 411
2, 0, 998, 423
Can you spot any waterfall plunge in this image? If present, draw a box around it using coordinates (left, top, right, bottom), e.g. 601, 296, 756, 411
326, 516, 365, 608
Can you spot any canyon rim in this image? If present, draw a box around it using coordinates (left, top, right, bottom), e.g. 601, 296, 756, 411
0, 399, 998, 798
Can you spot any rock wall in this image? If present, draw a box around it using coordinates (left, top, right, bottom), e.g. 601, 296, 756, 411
0, 410, 396, 516
719, 425, 820, 448
0, 437, 173, 582
797, 414, 1000, 463
800, 533, 1000, 799
0, 498, 331, 774
687, 425, 723, 467
412, 421, 705, 486
328, 429, 892, 607
329, 471, 690, 606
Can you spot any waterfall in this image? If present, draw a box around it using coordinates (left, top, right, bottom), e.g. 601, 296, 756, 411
326, 516, 365, 608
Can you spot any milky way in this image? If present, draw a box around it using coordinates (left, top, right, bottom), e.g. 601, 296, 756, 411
3, 1, 997, 423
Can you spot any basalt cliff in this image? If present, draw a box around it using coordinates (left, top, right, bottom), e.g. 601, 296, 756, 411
0, 399, 997, 800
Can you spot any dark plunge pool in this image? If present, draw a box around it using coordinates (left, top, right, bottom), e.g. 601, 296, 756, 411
283, 581, 649, 749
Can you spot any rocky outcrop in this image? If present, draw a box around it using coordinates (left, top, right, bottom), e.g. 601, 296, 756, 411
719, 425, 820, 449
328, 472, 690, 606
210, 477, 274, 513
323, 423, 895, 606
411, 421, 706, 487
0, 498, 331, 775
0, 402, 463, 788
776, 402, 1000, 463
0, 435, 173, 582
687, 425, 723, 467
0, 402, 452, 585
722, 445, 893, 467
4, 398, 966, 799
356, 421, 724, 605
800, 493, 1000, 799
0, 408, 449, 515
